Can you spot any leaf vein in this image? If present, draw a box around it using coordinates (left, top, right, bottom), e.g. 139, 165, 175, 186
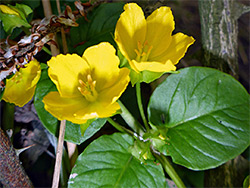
174, 130, 221, 161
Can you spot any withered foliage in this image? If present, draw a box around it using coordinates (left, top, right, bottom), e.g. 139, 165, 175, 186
0, 0, 100, 87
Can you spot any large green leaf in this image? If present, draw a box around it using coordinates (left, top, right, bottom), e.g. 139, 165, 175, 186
34, 69, 106, 144
68, 2, 124, 55
148, 67, 250, 170
68, 133, 166, 188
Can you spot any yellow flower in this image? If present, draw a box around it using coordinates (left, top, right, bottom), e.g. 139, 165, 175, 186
115, 3, 195, 73
2, 59, 41, 107
43, 42, 130, 124
0, 5, 20, 17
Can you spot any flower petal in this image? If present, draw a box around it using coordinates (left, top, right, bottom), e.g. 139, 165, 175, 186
146, 6, 175, 60
48, 54, 89, 98
115, 3, 147, 61
82, 42, 130, 91
74, 101, 121, 121
43, 91, 90, 124
131, 59, 176, 73
98, 67, 130, 105
153, 32, 195, 64
2, 59, 41, 107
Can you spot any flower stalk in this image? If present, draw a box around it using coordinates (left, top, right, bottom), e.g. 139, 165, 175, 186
155, 153, 186, 188
136, 82, 150, 131
107, 118, 125, 133
118, 100, 145, 135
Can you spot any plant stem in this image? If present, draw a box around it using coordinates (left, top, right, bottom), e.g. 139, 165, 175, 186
67, 142, 78, 169
155, 154, 186, 188
107, 118, 125, 133
107, 118, 137, 137
42, 0, 68, 187
118, 100, 145, 135
2, 102, 14, 132
55, 0, 74, 174
136, 82, 150, 131
52, 120, 66, 188
42, 0, 60, 56
55, 0, 68, 54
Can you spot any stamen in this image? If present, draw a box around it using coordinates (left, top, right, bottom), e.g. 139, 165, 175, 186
134, 49, 140, 56
137, 41, 142, 51
78, 75, 98, 102
79, 79, 86, 87
141, 52, 147, 57
134, 40, 153, 62
91, 80, 96, 91
87, 74, 92, 84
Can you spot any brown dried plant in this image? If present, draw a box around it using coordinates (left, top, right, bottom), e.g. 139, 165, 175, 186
0, 0, 101, 87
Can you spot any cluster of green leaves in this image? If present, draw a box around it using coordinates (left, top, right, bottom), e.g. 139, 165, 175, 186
0, 3, 33, 38
66, 66, 249, 187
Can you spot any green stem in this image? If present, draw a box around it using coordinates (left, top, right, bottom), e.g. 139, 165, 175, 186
136, 82, 150, 131
107, 118, 126, 133
118, 100, 145, 135
156, 154, 186, 188
107, 118, 138, 137
2, 102, 15, 138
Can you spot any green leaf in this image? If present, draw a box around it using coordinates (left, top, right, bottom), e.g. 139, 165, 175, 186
0, 4, 32, 34
0, 21, 7, 39
34, 69, 58, 133
68, 133, 166, 188
9, 3, 33, 20
34, 69, 106, 144
0, 84, 5, 100
65, 119, 106, 144
68, 2, 124, 55
148, 67, 250, 170
243, 175, 250, 188
21, 0, 41, 10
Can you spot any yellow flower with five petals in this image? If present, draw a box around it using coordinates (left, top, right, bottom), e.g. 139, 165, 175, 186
43, 42, 130, 124
115, 3, 195, 74
2, 59, 41, 107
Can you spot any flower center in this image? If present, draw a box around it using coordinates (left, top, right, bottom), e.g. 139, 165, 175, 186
78, 74, 98, 102
134, 41, 153, 62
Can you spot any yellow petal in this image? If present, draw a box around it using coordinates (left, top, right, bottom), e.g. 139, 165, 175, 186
146, 6, 175, 60
43, 91, 90, 124
43, 43, 130, 124
74, 101, 121, 121
153, 32, 195, 64
0, 5, 20, 17
2, 59, 41, 107
94, 102, 121, 118
115, 3, 147, 61
48, 54, 89, 98
131, 59, 176, 73
82, 42, 130, 92
98, 67, 130, 105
